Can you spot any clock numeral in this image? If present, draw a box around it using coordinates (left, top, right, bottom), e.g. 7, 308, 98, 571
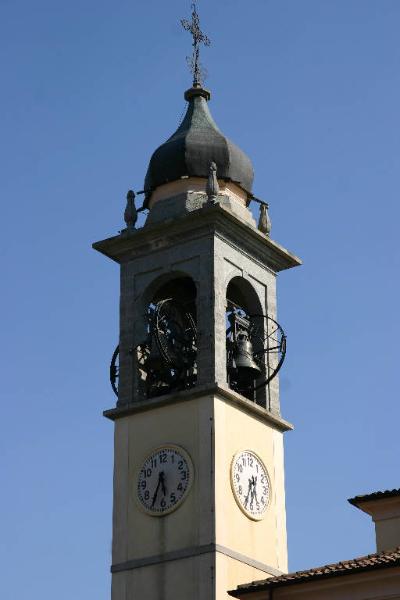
180, 470, 187, 480
170, 492, 176, 503
261, 496, 265, 504
177, 482, 183, 491
144, 490, 150, 500
263, 486, 267, 495
235, 473, 240, 482
151, 458, 157, 468
159, 452, 167, 463
160, 498, 166, 509
140, 480, 146, 490
260, 474, 265, 484
142, 468, 152, 478
178, 460, 184, 470
238, 485, 242, 495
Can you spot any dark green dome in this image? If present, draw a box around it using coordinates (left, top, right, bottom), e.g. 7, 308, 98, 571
144, 86, 254, 202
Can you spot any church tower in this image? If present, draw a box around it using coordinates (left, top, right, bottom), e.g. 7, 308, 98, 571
93, 6, 301, 599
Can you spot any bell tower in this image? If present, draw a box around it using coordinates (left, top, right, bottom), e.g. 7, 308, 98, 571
93, 6, 301, 599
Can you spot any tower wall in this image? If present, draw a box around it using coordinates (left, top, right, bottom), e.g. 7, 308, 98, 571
109, 391, 289, 600
94, 191, 301, 600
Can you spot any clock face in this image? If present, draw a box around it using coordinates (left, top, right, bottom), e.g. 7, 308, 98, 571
231, 450, 271, 520
137, 445, 193, 516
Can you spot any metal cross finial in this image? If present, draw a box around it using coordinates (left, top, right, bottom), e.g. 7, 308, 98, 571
181, 2, 211, 86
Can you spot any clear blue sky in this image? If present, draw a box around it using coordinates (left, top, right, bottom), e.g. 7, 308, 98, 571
1, 1, 400, 598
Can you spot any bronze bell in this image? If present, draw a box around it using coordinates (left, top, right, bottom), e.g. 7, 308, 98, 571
233, 332, 262, 377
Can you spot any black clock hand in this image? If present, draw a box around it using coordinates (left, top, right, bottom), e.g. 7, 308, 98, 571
244, 478, 252, 508
251, 476, 260, 507
151, 474, 162, 507
160, 471, 167, 496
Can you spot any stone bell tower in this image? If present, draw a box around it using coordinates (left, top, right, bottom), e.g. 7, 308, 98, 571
93, 7, 301, 600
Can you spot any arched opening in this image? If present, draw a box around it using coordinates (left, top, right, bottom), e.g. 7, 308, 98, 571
226, 277, 266, 404
138, 275, 197, 399
226, 276, 286, 408
151, 276, 197, 321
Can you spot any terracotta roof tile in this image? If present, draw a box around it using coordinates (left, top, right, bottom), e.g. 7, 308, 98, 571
228, 548, 400, 596
348, 488, 400, 506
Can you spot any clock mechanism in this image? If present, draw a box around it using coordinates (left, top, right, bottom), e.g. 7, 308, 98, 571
138, 298, 197, 398
110, 298, 197, 399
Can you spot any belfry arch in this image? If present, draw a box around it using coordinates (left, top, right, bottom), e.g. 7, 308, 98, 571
137, 274, 198, 399
226, 276, 267, 405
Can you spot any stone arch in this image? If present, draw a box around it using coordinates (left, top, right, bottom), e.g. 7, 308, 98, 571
225, 275, 267, 406
226, 275, 263, 316
136, 271, 198, 399
137, 270, 198, 333
136, 270, 198, 341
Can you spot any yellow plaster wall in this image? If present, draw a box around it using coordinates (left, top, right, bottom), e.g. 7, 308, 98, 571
215, 553, 273, 600
112, 395, 215, 565
112, 553, 215, 600
214, 396, 289, 574
148, 177, 248, 208
272, 568, 400, 600
111, 392, 289, 599
375, 516, 400, 552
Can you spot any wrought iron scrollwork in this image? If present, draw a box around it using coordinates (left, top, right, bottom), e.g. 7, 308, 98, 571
226, 301, 286, 400
137, 298, 197, 398
110, 345, 119, 397
109, 299, 197, 400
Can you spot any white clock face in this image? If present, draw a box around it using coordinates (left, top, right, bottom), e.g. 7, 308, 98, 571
137, 445, 193, 516
231, 450, 271, 520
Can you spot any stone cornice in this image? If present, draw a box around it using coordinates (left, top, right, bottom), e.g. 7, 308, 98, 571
103, 382, 293, 433
92, 203, 301, 273
111, 542, 284, 577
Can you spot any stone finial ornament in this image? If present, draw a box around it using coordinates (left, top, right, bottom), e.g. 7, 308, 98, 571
124, 190, 137, 230
206, 161, 219, 203
258, 202, 271, 236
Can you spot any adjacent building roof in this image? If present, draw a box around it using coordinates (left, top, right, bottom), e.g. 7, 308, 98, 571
228, 548, 400, 596
348, 489, 400, 506
144, 85, 254, 202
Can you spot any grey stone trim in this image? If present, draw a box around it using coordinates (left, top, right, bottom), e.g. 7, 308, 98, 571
92, 203, 301, 273
111, 543, 215, 573
145, 191, 257, 229
215, 545, 283, 577
215, 229, 276, 277
103, 382, 293, 432
111, 543, 283, 577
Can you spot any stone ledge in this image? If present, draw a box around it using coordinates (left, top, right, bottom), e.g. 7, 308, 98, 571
92, 203, 302, 273
103, 383, 293, 432
111, 542, 284, 576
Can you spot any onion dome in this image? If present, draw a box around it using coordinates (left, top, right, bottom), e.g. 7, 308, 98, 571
144, 85, 254, 203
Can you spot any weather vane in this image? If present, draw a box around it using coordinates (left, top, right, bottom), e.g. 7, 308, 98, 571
181, 2, 211, 86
